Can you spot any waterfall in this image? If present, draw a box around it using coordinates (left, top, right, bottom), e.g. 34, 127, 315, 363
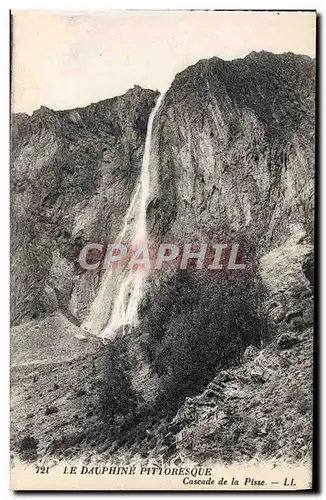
82, 93, 164, 339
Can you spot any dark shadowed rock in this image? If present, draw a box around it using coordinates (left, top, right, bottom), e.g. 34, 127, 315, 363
251, 369, 268, 383
302, 252, 314, 288
277, 332, 299, 350
44, 406, 59, 415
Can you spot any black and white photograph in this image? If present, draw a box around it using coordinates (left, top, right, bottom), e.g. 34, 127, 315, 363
9, 9, 316, 490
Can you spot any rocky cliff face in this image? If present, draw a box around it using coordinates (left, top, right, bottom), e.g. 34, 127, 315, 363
11, 52, 315, 327
11, 86, 157, 325
148, 52, 315, 250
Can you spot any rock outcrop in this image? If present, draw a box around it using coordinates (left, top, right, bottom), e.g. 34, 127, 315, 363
148, 52, 315, 250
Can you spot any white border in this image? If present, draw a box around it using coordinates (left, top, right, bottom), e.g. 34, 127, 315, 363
1, 1, 324, 498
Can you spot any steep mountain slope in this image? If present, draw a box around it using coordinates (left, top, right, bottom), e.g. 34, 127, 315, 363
11, 86, 157, 326
148, 52, 315, 248
10, 52, 315, 467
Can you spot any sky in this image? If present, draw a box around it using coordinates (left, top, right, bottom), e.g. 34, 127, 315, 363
12, 10, 316, 114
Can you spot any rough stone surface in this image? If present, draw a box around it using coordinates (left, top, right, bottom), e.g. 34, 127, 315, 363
148, 52, 314, 250
277, 332, 299, 350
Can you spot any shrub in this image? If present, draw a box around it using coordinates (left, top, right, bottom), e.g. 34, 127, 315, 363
99, 338, 137, 422
141, 268, 270, 406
